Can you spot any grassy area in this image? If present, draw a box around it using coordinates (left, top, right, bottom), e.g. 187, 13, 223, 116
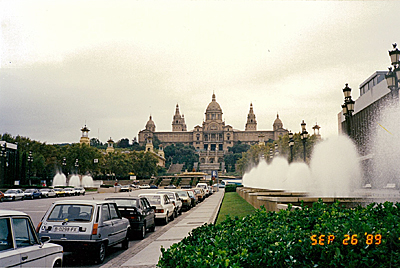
216, 192, 256, 225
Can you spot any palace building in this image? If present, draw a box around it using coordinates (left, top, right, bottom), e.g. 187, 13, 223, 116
138, 93, 288, 172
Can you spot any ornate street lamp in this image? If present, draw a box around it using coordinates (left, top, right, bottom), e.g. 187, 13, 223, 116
386, 43, 400, 100
28, 151, 33, 184
269, 148, 273, 162
274, 143, 279, 156
342, 83, 355, 138
288, 131, 294, 163
300, 120, 308, 162
75, 159, 79, 174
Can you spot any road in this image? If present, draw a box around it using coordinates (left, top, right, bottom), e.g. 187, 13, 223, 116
0, 189, 195, 267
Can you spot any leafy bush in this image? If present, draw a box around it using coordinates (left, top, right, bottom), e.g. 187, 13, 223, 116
225, 184, 237, 192
158, 201, 400, 267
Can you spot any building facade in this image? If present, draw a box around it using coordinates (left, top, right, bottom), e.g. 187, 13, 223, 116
139, 93, 288, 172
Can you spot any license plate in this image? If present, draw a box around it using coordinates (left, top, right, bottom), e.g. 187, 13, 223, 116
53, 226, 79, 232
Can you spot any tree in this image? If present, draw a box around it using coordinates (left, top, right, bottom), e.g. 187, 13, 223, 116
164, 143, 199, 171
131, 151, 158, 178
116, 138, 130, 148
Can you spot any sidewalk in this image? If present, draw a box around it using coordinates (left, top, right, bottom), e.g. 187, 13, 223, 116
120, 188, 224, 268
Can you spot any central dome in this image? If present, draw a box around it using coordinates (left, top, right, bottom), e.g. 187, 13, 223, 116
206, 93, 222, 112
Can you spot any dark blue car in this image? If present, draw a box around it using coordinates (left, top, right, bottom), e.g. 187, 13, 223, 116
24, 189, 42, 199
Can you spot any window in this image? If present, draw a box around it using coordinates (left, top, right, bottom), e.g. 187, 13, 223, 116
109, 204, 120, 219
140, 199, 148, 209
0, 218, 13, 251
13, 217, 38, 248
102, 204, 111, 222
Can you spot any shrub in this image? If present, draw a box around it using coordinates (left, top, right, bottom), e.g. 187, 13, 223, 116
225, 184, 237, 192
158, 201, 400, 267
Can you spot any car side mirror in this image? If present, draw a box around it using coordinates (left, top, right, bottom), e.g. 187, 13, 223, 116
41, 236, 51, 243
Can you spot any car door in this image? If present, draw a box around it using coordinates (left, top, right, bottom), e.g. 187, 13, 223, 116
139, 198, 151, 228
109, 203, 126, 244
142, 198, 155, 227
100, 204, 116, 245
12, 217, 46, 267
0, 217, 19, 267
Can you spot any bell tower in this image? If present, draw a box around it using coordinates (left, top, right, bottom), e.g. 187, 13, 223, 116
245, 103, 257, 131
80, 125, 90, 146
172, 104, 187, 131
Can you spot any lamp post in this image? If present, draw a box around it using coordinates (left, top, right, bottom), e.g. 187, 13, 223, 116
288, 131, 294, 163
28, 151, 33, 185
75, 159, 79, 174
269, 148, 273, 162
0, 144, 5, 184
342, 83, 355, 137
62, 157, 66, 175
385, 43, 400, 100
274, 143, 279, 156
300, 120, 308, 162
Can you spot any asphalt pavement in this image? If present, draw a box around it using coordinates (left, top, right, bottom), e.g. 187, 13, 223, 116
102, 188, 225, 268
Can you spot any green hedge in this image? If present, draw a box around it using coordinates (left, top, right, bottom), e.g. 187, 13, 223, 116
158, 201, 400, 267
225, 184, 243, 192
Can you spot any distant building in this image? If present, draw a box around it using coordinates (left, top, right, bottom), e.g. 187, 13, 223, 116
0, 141, 18, 187
139, 93, 288, 172
79, 125, 90, 146
338, 71, 390, 155
106, 137, 115, 154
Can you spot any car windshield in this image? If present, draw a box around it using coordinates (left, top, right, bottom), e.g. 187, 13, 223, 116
109, 199, 138, 207
5, 190, 16, 193
25, 189, 35, 193
47, 204, 93, 222
176, 192, 187, 197
40, 189, 49, 192
143, 196, 161, 205
54, 188, 62, 191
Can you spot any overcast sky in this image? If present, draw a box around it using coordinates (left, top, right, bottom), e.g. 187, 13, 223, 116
1, 1, 399, 144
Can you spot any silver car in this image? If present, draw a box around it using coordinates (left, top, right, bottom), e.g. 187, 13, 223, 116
0, 209, 63, 267
37, 200, 130, 264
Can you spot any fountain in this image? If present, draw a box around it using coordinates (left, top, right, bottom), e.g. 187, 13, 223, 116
68, 175, 81, 187
239, 134, 400, 211
81, 175, 94, 187
53, 172, 67, 186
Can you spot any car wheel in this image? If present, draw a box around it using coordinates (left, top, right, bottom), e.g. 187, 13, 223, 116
170, 211, 175, 221
164, 214, 169, 225
95, 242, 107, 264
12, 197, 15, 201
138, 224, 146, 239
122, 234, 129, 249
174, 210, 178, 218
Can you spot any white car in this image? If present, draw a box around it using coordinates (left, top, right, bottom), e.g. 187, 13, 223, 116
3, 189, 25, 201
40, 188, 57, 198
74, 187, 86, 195
139, 193, 175, 224
0, 209, 63, 267
139, 184, 150, 189
196, 183, 210, 197
157, 191, 183, 217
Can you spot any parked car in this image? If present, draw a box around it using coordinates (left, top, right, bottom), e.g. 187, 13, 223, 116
0, 209, 63, 267
193, 188, 205, 202
157, 191, 182, 217
40, 188, 57, 198
184, 189, 198, 207
53, 188, 66, 197
105, 197, 156, 239
149, 185, 158, 189
139, 184, 150, 189
173, 190, 192, 211
3, 189, 25, 201
0, 191, 4, 202
164, 185, 177, 189
138, 193, 174, 224
120, 185, 132, 192
196, 183, 210, 197
208, 186, 214, 195
63, 188, 74, 196
24, 188, 42, 199
37, 200, 130, 264
74, 187, 86, 195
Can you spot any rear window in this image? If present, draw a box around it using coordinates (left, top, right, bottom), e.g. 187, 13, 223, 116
109, 199, 138, 207
142, 195, 161, 205
47, 204, 93, 222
